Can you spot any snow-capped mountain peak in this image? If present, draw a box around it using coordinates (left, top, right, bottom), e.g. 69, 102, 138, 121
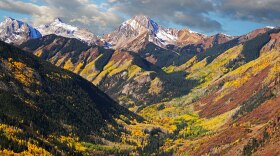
0, 17, 42, 44
125, 15, 159, 34
37, 18, 98, 44
105, 15, 178, 50
49, 18, 78, 32
2, 17, 15, 23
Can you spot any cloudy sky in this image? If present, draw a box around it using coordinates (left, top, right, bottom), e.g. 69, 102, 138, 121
0, 0, 279, 36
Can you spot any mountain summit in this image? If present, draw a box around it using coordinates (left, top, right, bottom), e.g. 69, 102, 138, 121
121, 15, 161, 34
37, 18, 98, 44
103, 15, 179, 50
0, 17, 42, 44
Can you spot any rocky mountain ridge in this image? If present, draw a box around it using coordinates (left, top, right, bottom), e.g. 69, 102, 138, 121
0, 17, 41, 44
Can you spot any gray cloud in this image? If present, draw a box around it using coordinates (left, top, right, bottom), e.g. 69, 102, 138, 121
0, 0, 223, 34
110, 0, 222, 32
1, 0, 279, 35
216, 0, 280, 24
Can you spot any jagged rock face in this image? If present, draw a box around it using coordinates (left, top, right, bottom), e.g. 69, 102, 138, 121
201, 33, 236, 50
103, 15, 178, 50
176, 28, 206, 46
177, 30, 235, 50
238, 27, 274, 43
0, 17, 42, 44
37, 18, 98, 44
261, 31, 280, 55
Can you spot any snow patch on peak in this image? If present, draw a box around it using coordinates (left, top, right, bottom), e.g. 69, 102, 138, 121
49, 18, 78, 32
188, 29, 200, 35
54, 18, 63, 23
181, 28, 206, 37
216, 33, 231, 37
220, 33, 233, 37
37, 18, 98, 44
265, 26, 275, 29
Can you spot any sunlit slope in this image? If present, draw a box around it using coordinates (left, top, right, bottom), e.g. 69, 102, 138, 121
140, 29, 280, 155
21, 35, 196, 110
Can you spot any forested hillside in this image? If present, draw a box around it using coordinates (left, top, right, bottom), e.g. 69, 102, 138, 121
0, 41, 144, 155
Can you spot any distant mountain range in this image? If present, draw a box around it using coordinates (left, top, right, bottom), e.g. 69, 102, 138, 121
0, 16, 280, 155
0, 16, 255, 48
